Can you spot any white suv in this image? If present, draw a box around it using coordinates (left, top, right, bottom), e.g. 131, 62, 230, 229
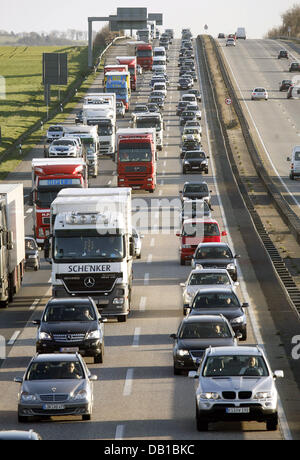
189, 346, 284, 431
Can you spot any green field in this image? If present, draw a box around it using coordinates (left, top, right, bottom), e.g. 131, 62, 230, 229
0, 45, 98, 158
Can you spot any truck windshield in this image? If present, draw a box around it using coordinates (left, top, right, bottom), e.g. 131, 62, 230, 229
137, 50, 152, 57
54, 230, 124, 262
136, 119, 161, 130
119, 142, 152, 162
97, 125, 113, 136
36, 184, 82, 208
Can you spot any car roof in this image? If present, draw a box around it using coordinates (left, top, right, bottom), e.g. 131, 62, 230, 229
206, 345, 263, 357
190, 268, 230, 275
193, 286, 236, 294
33, 353, 81, 362
196, 242, 231, 249
184, 180, 208, 185
183, 218, 218, 224
46, 297, 94, 306
181, 314, 228, 324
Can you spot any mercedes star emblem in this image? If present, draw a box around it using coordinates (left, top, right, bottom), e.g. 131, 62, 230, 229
84, 277, 96, 288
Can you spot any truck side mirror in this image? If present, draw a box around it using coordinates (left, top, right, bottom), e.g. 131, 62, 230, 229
28, 190, 33, 206
129, 237, 134, 257
44, 237, 50, 260
7, 231, 13, 250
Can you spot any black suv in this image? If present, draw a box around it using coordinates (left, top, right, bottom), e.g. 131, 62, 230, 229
181, 139, 202, 158
289, 62, 300, 72
191, 242, 240, 281
180, 110, 196, 125
34, 297, 106, 364
278, 50, 288, 59
182, 150, 209, 174
279, 79, 292, 91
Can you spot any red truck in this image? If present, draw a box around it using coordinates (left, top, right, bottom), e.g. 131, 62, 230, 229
116, 56, 137, 91
177, 218, 227, 265
116, 128, 157, 193
31, 158, 88, 246
136, 44, 153, 70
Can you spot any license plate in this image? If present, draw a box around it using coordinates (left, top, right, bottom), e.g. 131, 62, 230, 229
60, 347, 79, 353
192, 166, 199, 169
226, 407, 250, 414
43, 404, 65, 410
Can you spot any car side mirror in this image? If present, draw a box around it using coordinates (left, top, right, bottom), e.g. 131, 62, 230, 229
170, 333, 177, 339
235, 332, 243, 339
32, 319, 41, 326
180, 283, 186, 287
234, 281, 239, 286
89, 375, 98, 381
234, 254, 241, 258
273, 370, 284, 379
242, 302, 249, 308
14, 377, 23, 384
221, 231, 227, 236
188, 371, 198, 379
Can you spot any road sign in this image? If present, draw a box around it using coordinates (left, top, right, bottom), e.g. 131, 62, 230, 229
204, 24, 208, 30
225, 98, 232, 105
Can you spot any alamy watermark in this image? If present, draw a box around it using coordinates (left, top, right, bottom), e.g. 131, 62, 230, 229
291, 335, 300, 360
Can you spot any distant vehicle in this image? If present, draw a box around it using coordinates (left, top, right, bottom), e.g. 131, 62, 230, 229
251, 87, 268, 101
287, 85, 300, 99
46, 125, 64, 143
132, 227, 143, 259
176, 100, 189, 116
178, 78, 193, 91
181, 199, 212, 223
116, 101, 125, 118
287, 146, 300, 180
180, 110, 197, 126
14, 353, 98, 422
182, 127, 202, 144
226, 38, 236, 47
187, 89, 201, 103
136, 64, 143, 75
289, 62, 300, 72
236, 27, 246, 39
191, 242, 240, 281
182, 150, 209, 175
25, 237, 40, 271
181, 140, 202, 159
278, 49, 288, 59
75, 110, 83, 124
279, 79, 292, 91
218, 33, 225, 39
189, 345, 284, 432
180, 181, 211, 203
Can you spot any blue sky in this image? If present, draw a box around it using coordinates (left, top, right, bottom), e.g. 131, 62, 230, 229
2, 0, 297, 39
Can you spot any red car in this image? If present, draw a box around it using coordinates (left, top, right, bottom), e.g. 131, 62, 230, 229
177, 218, 227, 265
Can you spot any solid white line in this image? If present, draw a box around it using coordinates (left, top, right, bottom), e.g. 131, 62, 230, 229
123, 368, 134, 396
139, 296, 147, 311
29, 298, 40, 311
132, 327, 141, 347
115, 424, 125, 440
7, 331, 20, 346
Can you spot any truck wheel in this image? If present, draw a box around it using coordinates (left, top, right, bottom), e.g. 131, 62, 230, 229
82, 414, 91, 421
180, 258, 186, 266
118, 315, 127, 323
290, 173, 295, 180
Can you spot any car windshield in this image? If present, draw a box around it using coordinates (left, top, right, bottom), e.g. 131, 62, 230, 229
192, 292, 239, 308
26, 361, 84, 380
179, 322, 232, 339
52, 140, 74, 146
195, 246, 233, 259
43, 304, 96, 322
182, 222, 219, 237
184, 152, 205, 160
184, 184, 208, 193
189, 273, 231, 286
254, 88, 265, 93
49, 127, 63, 132
184, 129, 199, 135
202, 355, 269, 377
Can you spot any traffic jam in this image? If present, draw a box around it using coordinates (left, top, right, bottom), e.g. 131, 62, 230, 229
0, 26, 287, 439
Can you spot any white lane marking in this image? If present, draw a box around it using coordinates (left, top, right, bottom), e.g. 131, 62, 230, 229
196, 40, 293, 441
150, 238, 155, 247
132, 327, 141, 347
139, 296, 147, 311
144, 273, 149, 285
108, 180, 112, 185
26, 208, 33, 214
147, 254, 153, 263
29, 298, 40, 311
7, 331, 20, 346
123, 368, 134, 396
159, 190, 163, 196
115, 424, 125, 440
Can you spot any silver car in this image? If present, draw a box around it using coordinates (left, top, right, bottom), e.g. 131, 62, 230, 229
251, 87, 268, 100
189, 346, 284, 432
132, 227, 144, 259
15, 353, 97, 422
116, 101, 125, 118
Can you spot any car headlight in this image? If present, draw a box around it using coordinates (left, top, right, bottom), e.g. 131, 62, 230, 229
184, 161, 190, 164
21, 392, 37, 402
28, 255, 37, 259
177, 349, 189, 356
113, 298, 124, 305
38, 332, 52, 340
86, 330, 101, 340
227, 263, 236, 270
199, 392, 221, 400
254, 392, 272, 400
230, 315, 245, 324
72, 390, 88, 400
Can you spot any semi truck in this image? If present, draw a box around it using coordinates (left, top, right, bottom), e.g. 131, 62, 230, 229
116, 56, 137, 91
0, 184, 25, 308
31, 158, 88, 246
105, 72, 130, 111
103, 64, 128, 87
131, 112, 164, 151
136, 44, 153, 71
137, 29, 150, 43
116, 128, 157, 192
47, 187, 133, 322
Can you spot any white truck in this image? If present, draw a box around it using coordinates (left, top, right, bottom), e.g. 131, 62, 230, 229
46, 187, 133, 322
236, 27, 246, 39
131, 112, 164, 151
0, 184, 25, 308
82, 93, 116, 157
63, 125, 99, 178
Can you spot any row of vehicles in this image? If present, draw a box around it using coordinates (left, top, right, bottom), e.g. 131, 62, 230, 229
170, 30, 284, 433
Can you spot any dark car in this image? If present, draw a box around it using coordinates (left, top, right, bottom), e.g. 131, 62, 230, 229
180, 110, 196, 125
279, 79, 292, 91
75, 110, 83, 124
170, 314, 238, 374
181, 139, 202, 158
178, 78, 193, 91
148, 95, 164, 109
25, 237, 40, 271
191, 242, 240, 281
180, 181, 211, 203
34, 297, 106, 364
278, 50, 288, 59
182, 150, 209, 174
147, 103, 161, 113
218, 33, 225, 39
176, 100, 189, 116
187, 89, 202, 102
289, 62, 300, 72
187, 287, 248, 340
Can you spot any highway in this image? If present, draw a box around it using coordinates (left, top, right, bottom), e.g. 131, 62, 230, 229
220, 37, 300, 215
0, 36, 299, 441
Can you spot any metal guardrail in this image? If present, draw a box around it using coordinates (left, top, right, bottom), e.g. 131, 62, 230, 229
209, 35, 300, 245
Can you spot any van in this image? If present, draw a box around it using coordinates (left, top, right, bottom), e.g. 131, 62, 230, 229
152, 56, 167, 73
176, 218, 227, 265
236, 27, 246, 39
153, 46, 166, 58
287, 146, 300, 179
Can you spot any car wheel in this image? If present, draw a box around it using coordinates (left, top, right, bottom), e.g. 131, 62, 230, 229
266, 414, 278, 431
182, 169, 186, 174
173, 365, 182, 375
82, 414, 91, 421
94, 346, 104, 364
196, 407, 209, 431
290, 173, 295, 180
241, 330, 247, 341
18, 414, 29, 423
180, 258, 186, 266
